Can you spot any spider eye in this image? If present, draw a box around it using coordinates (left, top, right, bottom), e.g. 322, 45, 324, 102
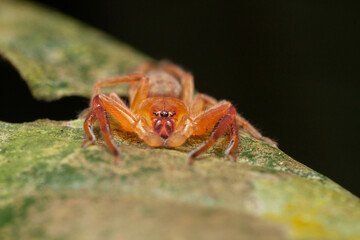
170, 112, 176, 117
160, 111, 169, 117
153, 111, 159, 116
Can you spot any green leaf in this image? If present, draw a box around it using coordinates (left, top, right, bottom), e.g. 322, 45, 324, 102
0, 1, 359, 240
0, 120, 359, 240
0, 0, 149, 100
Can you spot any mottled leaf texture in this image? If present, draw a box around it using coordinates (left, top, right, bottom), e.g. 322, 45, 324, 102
0, 120, 359, 240
0, 0, 149, 100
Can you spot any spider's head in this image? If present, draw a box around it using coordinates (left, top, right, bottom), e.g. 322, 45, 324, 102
138, 97, 189, 140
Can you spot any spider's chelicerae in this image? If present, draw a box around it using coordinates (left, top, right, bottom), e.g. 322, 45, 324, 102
82, 62, 277, 164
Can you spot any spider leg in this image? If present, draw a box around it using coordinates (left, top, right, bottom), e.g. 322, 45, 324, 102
84, 71, 155, 164
96, 74, 149, 115
80, 92, 129, 120
83, 91, 142, 164
82, 95, 124, 165
129, 62, 156, 103
188, 101, 238, 165
99, 94, 137, 133
101, 94, 162, 147
180, 72, 194, 107
190, 93, 218, 118
236, 115, 277, 147
85, 94, 163, 162
129, 76, 150, 114
91, 73, 148, 101
82, 110, 97, 147
190, 93, 278, 148
109, 92, 127, 107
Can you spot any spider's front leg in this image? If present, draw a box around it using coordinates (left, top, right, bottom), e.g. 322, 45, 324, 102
188, 101, 239, 165
191, 93, 278, 148
82, 95, 123, 164
83, 73, 148, 164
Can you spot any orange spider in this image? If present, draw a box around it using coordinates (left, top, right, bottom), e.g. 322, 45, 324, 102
82, 62, 277, 165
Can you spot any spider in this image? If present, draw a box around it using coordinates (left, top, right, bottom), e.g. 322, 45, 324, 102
82, 61, 277, 165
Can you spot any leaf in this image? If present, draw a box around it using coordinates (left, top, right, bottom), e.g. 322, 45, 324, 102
0, 0, 150, 101
0, 120, 359, 239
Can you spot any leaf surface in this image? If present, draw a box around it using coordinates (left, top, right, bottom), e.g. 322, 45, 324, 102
0, 120, 359, 239
0, 0, 149, 100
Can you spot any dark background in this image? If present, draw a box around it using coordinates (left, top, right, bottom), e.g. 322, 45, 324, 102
1, 1, 359, 196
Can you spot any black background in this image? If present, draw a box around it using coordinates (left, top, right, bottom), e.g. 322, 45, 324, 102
1, 1, 359, 196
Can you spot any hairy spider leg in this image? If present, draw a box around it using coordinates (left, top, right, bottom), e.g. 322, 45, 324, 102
129, 76, 150, 114
83, 73, 151, 164
98, 94, 137, 132
236, 115, 277, 147
108, 92, 127, 107
190, 93, 219, 118
190, 93, 278, 148
188, 101, 239, 165
91, 73, 148, 101
82, 96, 121, 164
82, 109, 97, 147
100, 95, 163, 147
79, 91, 129, 120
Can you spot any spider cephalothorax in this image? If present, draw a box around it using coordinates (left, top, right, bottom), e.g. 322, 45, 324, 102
82, 61, 277, 164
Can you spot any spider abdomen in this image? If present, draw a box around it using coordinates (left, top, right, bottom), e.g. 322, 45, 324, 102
147, 70, 182, 98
